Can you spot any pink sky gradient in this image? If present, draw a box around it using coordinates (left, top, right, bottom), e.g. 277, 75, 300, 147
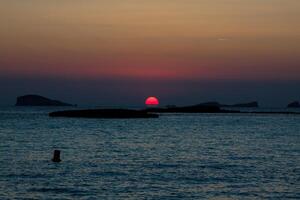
1, 0, 300, 81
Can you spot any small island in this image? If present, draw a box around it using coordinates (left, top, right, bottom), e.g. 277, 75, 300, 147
16, 95, 75, 106
144, 104, 299, 115
144, 104, 240, 113
197, 101, 259, 108
49, 109, 159, 118
225, 101, 259, 108
49, 105, 234, 119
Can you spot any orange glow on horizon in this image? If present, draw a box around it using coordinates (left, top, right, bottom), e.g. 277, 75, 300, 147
0, 1, 300, 81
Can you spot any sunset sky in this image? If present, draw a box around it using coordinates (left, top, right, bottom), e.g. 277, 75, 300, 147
0, 0, 299, 106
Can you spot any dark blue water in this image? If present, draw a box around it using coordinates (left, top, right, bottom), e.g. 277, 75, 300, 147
0, 107, 299, 199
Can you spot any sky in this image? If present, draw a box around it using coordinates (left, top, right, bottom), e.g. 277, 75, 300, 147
0, 0, 299, 106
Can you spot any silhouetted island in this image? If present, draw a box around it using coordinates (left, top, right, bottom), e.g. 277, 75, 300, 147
197, 101, 258, 107
145, 104, 240, 113
16, 95, 74, 106
49, 109, 159, 118
287, 101, 300, 108
226, 101, 259, 107
49, 105, 231, 119
144, 104, 300, 115
49, 104, 300, 119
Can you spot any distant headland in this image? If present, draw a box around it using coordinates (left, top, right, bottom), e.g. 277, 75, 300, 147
196, 101, 258, 108
145, 103, 300, 115
144, 104, 239, 113
16, 95, 75, 106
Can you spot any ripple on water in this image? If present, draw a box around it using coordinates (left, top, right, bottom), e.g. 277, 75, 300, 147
0, 108, 300, 199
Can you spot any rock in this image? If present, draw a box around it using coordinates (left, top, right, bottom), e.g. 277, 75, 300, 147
16, 95, 74, 106
49, 109, 159, 118
287, 101, 300, 108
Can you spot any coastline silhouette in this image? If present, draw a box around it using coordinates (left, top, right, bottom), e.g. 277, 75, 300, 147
16, 95, 75, 106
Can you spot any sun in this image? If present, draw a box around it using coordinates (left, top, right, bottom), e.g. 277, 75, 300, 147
145, 96, 159, 106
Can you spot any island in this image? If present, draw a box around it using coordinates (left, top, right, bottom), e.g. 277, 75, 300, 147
16, 95, 75, 106
145, 104, 240, 113
49, 105, 234, 119
49, 109, 159, 118
49, 104, 300, 119
287, 101, 300, 108
144, 104, 299, 115
225, 101, 258, 108
197, 101, 259, 108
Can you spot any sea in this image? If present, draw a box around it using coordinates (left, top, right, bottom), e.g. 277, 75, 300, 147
0, 106, 299, 199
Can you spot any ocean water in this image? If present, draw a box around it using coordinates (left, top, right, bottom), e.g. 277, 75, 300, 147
0, 107, 299, 199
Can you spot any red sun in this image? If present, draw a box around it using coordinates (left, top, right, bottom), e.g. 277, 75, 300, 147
145, 96, 159, 106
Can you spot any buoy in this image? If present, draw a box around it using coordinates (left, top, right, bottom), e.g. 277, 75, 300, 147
52, 150, 61, 162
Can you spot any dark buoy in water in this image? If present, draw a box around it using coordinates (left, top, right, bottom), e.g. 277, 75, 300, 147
52, 150, 61, 162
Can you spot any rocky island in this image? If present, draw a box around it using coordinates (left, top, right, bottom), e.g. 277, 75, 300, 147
144, 104, 299, 115
49, 105, 230, 119
16, 95, 74, 106
197, 101, 259, 108
144, 104, 240, 113
49, 109, 159, 118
